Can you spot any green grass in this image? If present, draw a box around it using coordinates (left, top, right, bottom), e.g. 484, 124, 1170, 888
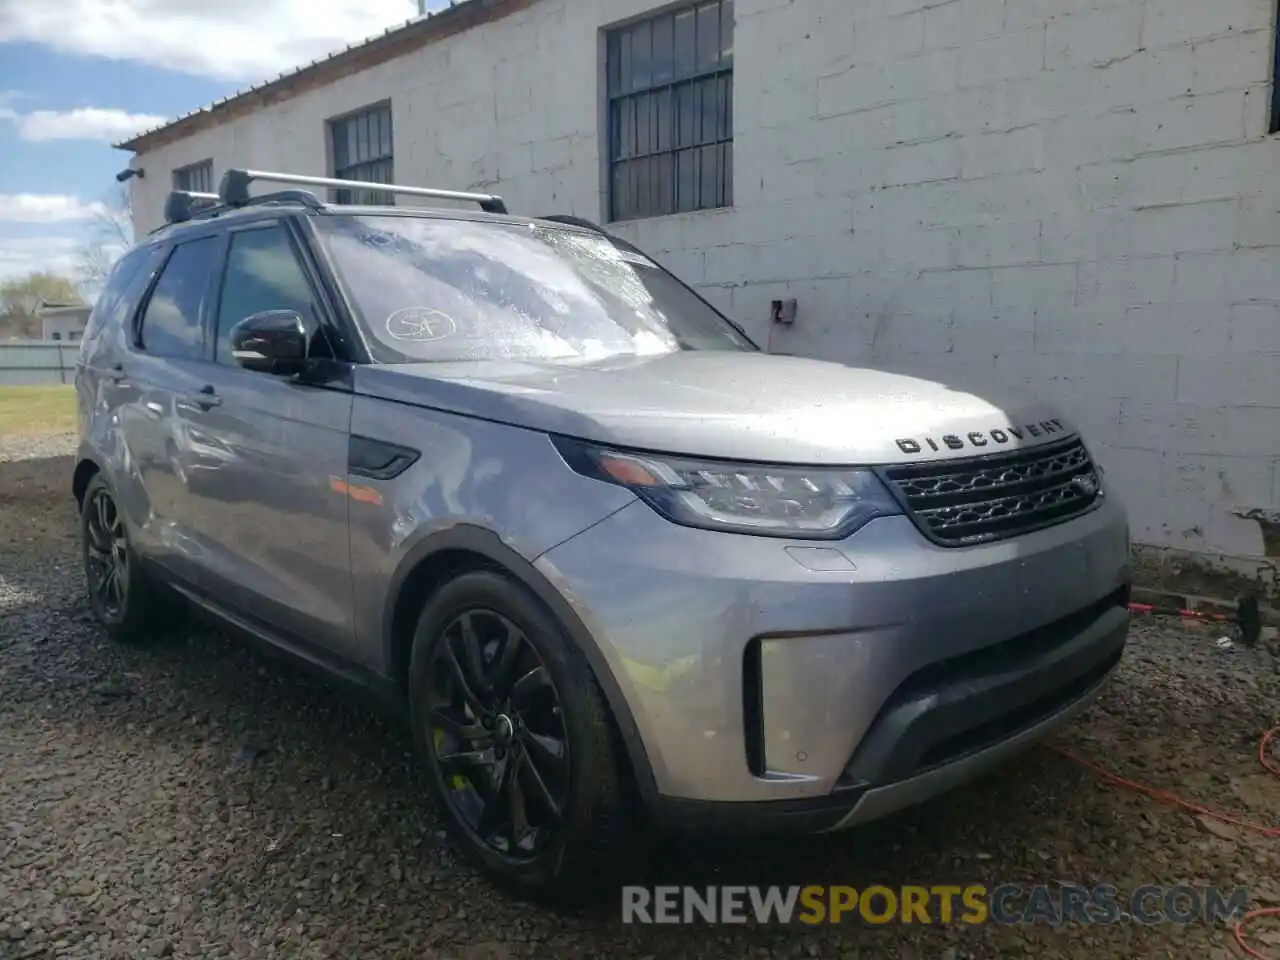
0, 384, 77, 437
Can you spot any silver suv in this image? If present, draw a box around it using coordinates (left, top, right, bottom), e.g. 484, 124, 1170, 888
75, 169, 1131, 896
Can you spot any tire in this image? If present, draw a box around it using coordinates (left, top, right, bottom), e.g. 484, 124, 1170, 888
408, 570, 633, 900
80, 474, 185, 645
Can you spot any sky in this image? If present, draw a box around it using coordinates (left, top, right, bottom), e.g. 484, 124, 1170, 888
0, 0, 452, 288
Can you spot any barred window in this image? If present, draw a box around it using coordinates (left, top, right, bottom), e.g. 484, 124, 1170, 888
606, 1, 734, 222
172, 160, 214, 194
330, 102, 394, 205
1271, 15, 1280, 134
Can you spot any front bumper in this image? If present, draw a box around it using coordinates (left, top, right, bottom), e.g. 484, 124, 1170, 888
535, 491, 1131, 826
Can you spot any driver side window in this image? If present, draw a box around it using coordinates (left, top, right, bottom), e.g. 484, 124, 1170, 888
214, 224, 322, 366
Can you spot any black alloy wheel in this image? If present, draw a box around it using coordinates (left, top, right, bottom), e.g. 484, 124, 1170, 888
408, 570, 633, 898
83, 484, 129, 622
80, 474, 184, 643
425, 608, 570, 861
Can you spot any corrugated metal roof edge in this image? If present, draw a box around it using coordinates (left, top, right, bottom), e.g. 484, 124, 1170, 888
114, 0, 535, 155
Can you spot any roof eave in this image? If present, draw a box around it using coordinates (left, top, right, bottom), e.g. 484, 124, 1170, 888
114, 0, 536, 154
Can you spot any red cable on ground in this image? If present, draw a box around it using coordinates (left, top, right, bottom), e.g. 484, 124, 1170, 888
1128, 602, 1235, 623
1236, 907, 1280, 960
1054, 726, 1280, 957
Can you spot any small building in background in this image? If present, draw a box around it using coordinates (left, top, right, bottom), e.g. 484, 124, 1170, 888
38, 302, 91, 342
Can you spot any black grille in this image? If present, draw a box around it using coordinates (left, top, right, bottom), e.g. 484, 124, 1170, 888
881, 436, 1102, 546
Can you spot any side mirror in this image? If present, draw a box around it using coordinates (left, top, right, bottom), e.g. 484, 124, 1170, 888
230, 310, 308, 375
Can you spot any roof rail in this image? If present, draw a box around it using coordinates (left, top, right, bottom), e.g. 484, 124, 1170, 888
537, 214, 651, 259
538, 214, 606, 233
218, 168, 509, 215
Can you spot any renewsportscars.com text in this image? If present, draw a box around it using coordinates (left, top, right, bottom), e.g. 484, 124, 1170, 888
621, 884, 1251, 926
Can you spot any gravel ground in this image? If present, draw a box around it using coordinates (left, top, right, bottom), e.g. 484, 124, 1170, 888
2, 433, 1278, 960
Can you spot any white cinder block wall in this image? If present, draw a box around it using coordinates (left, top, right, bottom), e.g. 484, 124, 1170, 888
128, 0, 1280, 573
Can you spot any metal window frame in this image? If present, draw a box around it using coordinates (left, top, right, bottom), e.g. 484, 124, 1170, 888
327, 101, 395, 205
1271, 0, 1280, 134
604, 0, 734, 223
172, 159, 215, 194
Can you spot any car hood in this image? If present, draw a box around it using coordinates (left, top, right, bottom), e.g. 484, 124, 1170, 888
352, 351, 1075, 465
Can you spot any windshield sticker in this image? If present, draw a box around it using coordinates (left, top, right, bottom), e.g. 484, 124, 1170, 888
358, 231, 397, 248
386, 308, 457, 342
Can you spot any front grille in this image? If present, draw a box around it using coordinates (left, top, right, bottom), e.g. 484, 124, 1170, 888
881, 436, 1101, 546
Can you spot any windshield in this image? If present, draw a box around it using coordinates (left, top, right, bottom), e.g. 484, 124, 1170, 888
315, 214, 756, 363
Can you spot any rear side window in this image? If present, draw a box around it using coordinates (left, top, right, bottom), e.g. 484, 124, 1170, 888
214, 225, 318, 365
81, 245, 163, 344
138, 237, 218, 359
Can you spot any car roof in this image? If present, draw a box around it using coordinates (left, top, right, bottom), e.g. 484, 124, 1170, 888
142, 201, 602, 249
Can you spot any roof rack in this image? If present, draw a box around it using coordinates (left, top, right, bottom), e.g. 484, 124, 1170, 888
218, 168, 509, 215
163, 190, 220, 225
160, 188, 324, 228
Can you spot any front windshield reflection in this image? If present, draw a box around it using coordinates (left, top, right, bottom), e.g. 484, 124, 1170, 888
316, 214, 755, 363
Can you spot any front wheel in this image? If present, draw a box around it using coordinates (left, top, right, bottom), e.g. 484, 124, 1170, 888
408, 570, 633, 899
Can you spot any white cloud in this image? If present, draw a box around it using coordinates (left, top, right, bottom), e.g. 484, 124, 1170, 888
0, 195, 107, 225
0, 235, 83, 281
0, 90, 164, 143
5, 107, 170, 143
0, 0, 453, 83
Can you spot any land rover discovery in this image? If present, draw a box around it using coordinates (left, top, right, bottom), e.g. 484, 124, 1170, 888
74, 169, 1131, 896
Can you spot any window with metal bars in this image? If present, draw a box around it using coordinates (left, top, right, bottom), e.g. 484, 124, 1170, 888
329, 102, 395, 205
1271, 6, 1280, 134
172, 160, 214, 194
606, 1, 734, 222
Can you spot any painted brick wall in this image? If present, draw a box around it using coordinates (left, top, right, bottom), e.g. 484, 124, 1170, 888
129, 0, 1280, 568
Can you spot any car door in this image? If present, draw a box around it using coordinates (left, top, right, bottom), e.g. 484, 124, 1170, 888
180, 218, 356, 659
109, 235, 222, 588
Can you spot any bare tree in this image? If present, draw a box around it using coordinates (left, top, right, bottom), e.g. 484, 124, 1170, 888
77, 185, 135, 291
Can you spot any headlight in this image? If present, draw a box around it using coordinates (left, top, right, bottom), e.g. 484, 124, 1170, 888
554, 438, 902, 539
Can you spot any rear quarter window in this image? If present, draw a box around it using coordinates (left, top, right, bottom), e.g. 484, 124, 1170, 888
81, 245, 164, 348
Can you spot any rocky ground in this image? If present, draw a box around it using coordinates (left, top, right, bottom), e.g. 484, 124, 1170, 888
1, 432, 1278, 960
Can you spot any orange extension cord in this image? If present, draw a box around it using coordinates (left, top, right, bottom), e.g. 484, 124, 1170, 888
1053, 726, 1280, 957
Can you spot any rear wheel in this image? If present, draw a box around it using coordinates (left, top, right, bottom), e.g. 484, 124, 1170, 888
408, 570, 632, 899
81, 475, 184, 644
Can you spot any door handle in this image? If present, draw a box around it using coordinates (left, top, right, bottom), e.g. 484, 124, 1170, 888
107, 364, 127, 384
189, 385, 222, 410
